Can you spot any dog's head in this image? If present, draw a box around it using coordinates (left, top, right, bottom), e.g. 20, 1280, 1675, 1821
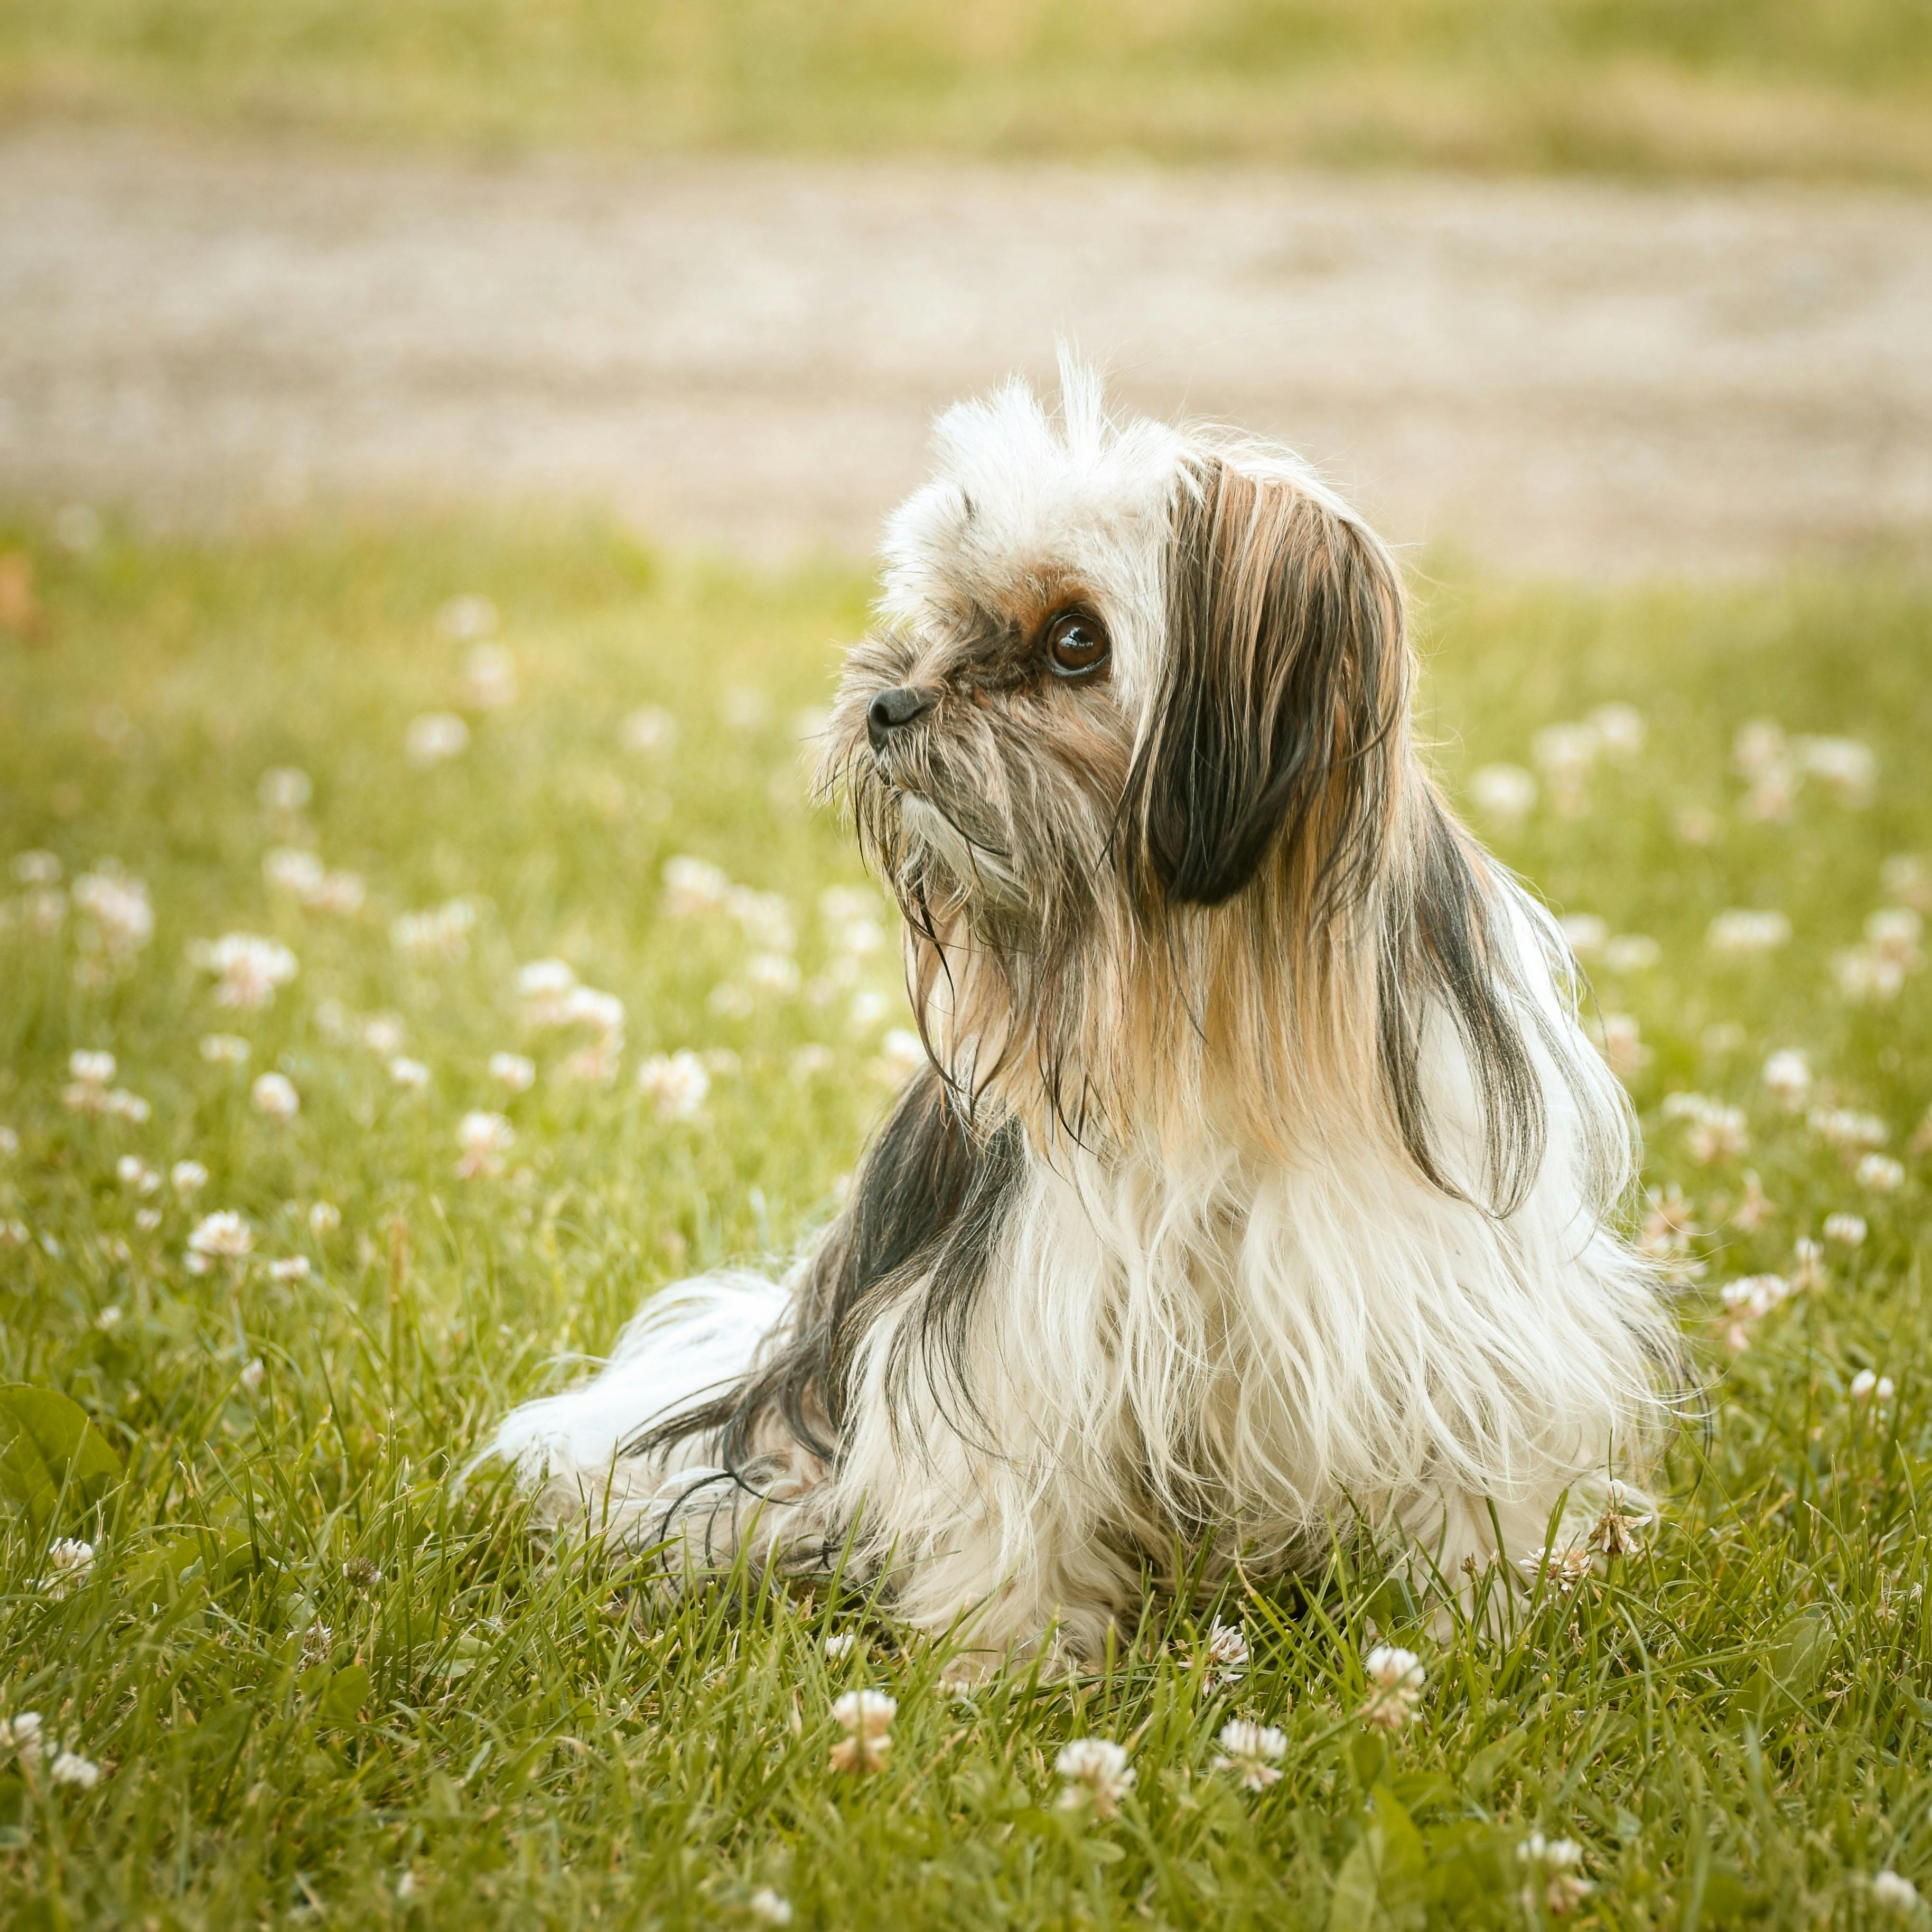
823, 359, 1425, 1146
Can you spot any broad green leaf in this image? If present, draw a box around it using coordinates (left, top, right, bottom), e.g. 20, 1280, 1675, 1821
0, 1384, 122, 1526
1327, 1792, 1427, 1932
319, 1664, 372, 1727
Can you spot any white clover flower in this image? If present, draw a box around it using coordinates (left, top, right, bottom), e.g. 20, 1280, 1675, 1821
1532, 722, 1599, 814
1360, 1646, 1426, 1731
310, 870, 365, 916
171, 1159, 209, 1197
461, 643, 517, 711
17, 886, 67, 935
830, 914, 886, 959
727, 886, 797, 954
1836, 947, 1908, 1004
1872, 1871, 1921, 1915
1707, 909, 1791, 957
1733, 718, 1787, 784
828, 1688, 896, 1774
0, 1126, 16, 1159
359, 1014, 407, 1056
1468, 762, 1537, 828
489, 1051, 536, 1093
1858, 1154, 1906, 1193
1602, 934, 1660, 975
1201, 1616, 1249, 1688
638, 1051, 709, 1122
197, 932, 298, 1009
823, 1632, 858, 1660
1587, 702, 1646, 761
1808, 1107, 1889, 1152
240, 1357, 265, 1393
744, 953, 802, 998
1721, 1274, 1793, 1321
269, 1256, 311, 1282
848, 990, 890, 1031
1055, 1737, 1135, 1818
200, 1034, 250, 1066
72, 867, 153, 963
1518, 1834, 1592, 1917
619, 705, 677, 756
746, 1888, 792, 1925
1790, 1238, 1827, 1293
1866, 907, 1923, 966
1211, 1719, 1286, 1791
50, 1750, 100, 1790
14, 850, 61, 885
264, 846, 325, 899
1685, 1103, 1749, 1166
135, 1209, 161, 1233
0, 1712, 44, 1762
1559, 913, 1608, 958
1795, 735, 1877, 806
188, 1210, 254, 1261
1761, 1049, 1812, 1110
251, 1072, 300, 1121
456, 1110, 515, 1178
308, 1201, 341, 1236
40, 1538, 95, 1598
1597, 1013, 1647, 1082
875, 1029, 927, 1087
1587, 1480, 1654, 1558
1850, 1369, 1896, 1405
69, 1049, 116, 1088
258, 767, 312, 814
662, 856, 732, 917
1881, 855, 1931, 910
562, 986, 626, 1041
437, 592, 498, 641
116, 1155, 160, 1194
389, 1057, 431, 1091
405, 711, 470, 764
517, 956, 578, 1020
1525, 1533, 1600, 1588
820, 885, 880, 926
1824, 1212, 1867, 1247
390, 900, 475, 962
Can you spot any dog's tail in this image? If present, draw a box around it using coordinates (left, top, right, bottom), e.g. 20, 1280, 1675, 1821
481, 1271, 793, 1537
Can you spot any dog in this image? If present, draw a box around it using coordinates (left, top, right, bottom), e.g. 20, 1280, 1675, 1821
489, 358, 1675, 1662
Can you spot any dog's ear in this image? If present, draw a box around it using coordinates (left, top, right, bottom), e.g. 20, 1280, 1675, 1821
1123, 456, 1407, 910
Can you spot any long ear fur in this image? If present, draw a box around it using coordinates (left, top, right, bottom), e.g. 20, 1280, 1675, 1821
1123, 456, 1406, 910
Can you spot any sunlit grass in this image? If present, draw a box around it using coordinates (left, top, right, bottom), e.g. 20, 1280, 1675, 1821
5, 0, 1932, 185
0, 512, 1929, 1926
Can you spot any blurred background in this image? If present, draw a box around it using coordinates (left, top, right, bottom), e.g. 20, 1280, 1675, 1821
3, 0, 1929, 577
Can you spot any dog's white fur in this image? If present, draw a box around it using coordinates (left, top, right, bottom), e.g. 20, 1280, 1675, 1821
489, 358, 1672, 1660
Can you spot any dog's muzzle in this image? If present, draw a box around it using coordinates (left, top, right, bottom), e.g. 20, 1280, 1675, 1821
866, 684, 936, 753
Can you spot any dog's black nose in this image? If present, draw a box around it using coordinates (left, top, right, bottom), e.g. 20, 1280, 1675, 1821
866, 685, 935, 751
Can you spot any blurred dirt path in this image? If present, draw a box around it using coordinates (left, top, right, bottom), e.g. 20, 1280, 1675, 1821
4, 127, 1929, 575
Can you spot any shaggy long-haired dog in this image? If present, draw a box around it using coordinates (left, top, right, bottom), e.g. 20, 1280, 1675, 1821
490, 360, 1675, 1660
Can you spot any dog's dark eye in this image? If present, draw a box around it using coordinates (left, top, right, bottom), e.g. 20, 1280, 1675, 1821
1046, 611, 1110, 679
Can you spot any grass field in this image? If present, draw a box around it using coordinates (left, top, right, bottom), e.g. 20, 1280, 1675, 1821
6, 0, 1932, 185
0, 512, 1930, 1927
